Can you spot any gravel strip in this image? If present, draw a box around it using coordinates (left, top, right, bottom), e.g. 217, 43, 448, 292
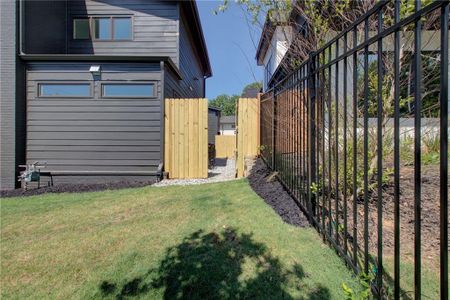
247, 158, 310, 227
153, 158, 237, 187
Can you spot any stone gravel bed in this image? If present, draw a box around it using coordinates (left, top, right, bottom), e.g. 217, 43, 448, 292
153, 158, 237, 187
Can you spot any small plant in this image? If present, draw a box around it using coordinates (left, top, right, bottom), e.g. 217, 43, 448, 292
310, 182, 320, 195
342, 272, 375, 300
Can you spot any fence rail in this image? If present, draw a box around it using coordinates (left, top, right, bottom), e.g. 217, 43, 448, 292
260, 1, 449, 298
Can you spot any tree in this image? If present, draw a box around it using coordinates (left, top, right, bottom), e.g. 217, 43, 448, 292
241, 81, 262, 97
216, 0, 442, 199
209, 94, 239, 116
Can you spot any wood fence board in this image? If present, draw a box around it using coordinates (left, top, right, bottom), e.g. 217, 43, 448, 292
201, 100, 208, 178
236, 97, 260, 178
164, 98, 208, 179
215, 135, 236, 158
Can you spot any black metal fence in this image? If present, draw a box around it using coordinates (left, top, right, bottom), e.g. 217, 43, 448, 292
260, 1, 448, 299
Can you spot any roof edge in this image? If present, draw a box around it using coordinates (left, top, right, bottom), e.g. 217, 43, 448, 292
19, 54, 183, 79
183, 1, 212, 78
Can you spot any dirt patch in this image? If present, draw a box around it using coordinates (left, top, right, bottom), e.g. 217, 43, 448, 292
247, 158, 310, 227
0, 180, 156, 198
336, 164, 449, 268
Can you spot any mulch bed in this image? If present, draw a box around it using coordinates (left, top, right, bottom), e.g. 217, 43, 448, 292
0, 180, 156, 198
247, 158, 310, 227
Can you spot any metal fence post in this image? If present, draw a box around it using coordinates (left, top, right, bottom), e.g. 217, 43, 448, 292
308, 53, 317, 218
272, 92, 277, 171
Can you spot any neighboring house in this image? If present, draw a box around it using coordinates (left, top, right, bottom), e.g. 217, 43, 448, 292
256, 4, 449, 110
208, 107, 221, 144
0, 0, 212, 190
219, 116, 236, 136
256, 13, 296, 91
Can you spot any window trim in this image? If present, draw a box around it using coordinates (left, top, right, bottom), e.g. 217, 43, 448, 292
100, 82, 157, 99
72, 15, 134, 42
37, 82, 93, 98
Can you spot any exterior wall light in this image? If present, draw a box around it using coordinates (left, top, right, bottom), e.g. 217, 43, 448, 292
89, 65, 101, 76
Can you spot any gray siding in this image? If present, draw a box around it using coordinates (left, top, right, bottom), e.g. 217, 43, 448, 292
26, 62, 163, 180
164, 8, 205, 98
208, 110, 219, 144
68, 0, 179, 63
0, 0, 17, 190
24, 0, 67, 54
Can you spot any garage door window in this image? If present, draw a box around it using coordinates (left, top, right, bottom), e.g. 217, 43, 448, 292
102, 83, 155, 98
38, 83, 91, 98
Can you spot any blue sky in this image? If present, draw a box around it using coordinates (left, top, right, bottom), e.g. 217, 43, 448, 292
197, 1, 263, 99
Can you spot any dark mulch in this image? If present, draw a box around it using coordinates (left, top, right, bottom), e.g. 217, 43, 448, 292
0, 180, 156, 198
247, 158, 310, 227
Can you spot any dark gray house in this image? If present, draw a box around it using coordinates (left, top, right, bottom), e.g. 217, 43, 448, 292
0, 0, 212, 190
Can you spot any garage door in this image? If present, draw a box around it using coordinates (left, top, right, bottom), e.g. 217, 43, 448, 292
26, 62, 162, 180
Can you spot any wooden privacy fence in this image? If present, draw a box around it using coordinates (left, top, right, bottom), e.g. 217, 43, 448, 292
215, 135, 236, 158
236, 97, 260, 177
164, 98, 208, 179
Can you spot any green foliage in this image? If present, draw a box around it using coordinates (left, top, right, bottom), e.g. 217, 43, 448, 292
209, 82, 262, 116
400, 134, 443, 166
209, 94, 238, 116
310, 182, 320, 195
400, 0, 433, 19
342, 272, 375, 300
215, 0, 293, 24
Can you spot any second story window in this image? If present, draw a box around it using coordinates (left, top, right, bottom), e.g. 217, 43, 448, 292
113, 18, 132, 40
93, 18, 112, 40
73, 16, 132, 41
73, 18, 90, 39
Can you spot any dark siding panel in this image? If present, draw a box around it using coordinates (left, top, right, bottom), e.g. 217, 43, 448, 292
26, 62, 163, 179
68, 0, 179, 63
24, 0, 67, 54
164, 8, 205, 98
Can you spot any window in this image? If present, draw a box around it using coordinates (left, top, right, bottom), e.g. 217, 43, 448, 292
73, 18, 90, 39
93, 17, 112, 40
102, 83, 155, 98
73, 16, 132, 41
114, 18, 132, 40
38, 83, 91, 97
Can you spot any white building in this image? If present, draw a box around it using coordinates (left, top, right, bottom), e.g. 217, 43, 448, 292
219, 116, 236, 136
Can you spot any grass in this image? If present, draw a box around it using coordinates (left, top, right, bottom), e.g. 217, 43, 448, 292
1, 179, 362, 299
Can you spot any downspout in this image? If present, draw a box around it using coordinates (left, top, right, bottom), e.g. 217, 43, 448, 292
158, 60, 165, 181
203, 75, 206, 98
18, 0, 24, 55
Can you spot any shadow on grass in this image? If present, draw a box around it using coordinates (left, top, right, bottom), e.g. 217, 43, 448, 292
99, 228, 330, 299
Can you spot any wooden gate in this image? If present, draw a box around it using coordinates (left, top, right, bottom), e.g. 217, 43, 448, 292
164, 98, 208, 179
215, 135, 236, 158
236, 97, 260, 177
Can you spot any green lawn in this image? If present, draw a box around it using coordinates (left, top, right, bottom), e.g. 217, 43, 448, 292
1, 179, 362, 299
